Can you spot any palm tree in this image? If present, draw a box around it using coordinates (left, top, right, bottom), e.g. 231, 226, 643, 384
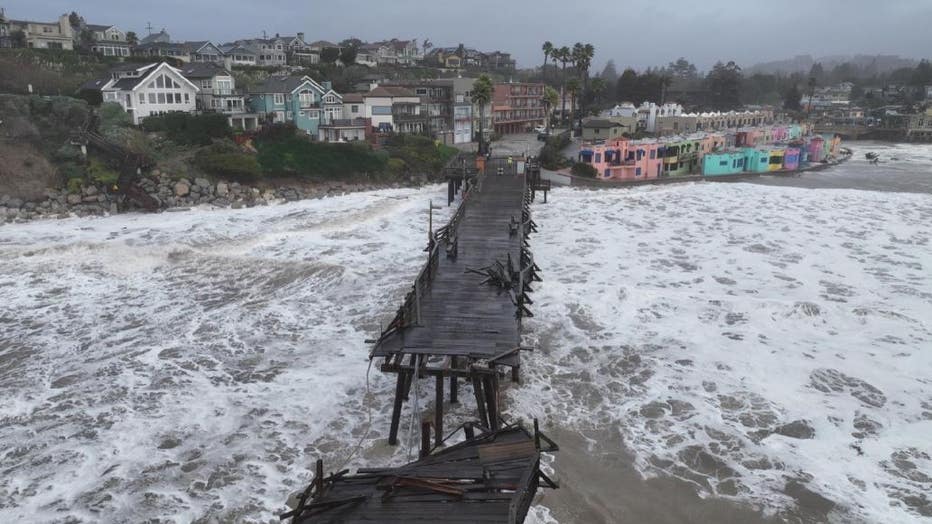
558, 46, 571, 125
590, 77, 606, 108
567, 78, 580, 132
541, 41, 553, 80
472, 74, 494, 154
543, 86, 559, 134
806, 76, 817, 119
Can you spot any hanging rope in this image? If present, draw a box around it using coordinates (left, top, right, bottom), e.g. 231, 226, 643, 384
333, 358, 375, 473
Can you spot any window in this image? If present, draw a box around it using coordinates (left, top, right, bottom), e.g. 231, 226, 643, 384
149, 93, 156, 104
274, 94, 285, 105
636, 167, 641, 177
157, 93, 166, 104
649, 150, 655, 159
184, 93, 189, 103
174, 93, 181, 103
299, 91, 314, 106
156, 76, 164, 88
594, 153, 601, 163
275, 111, 285, 121
351, 104, 359, 113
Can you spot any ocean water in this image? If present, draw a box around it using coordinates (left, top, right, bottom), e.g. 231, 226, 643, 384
0, 188, 453, 522
512, 166, 932, 521
1, 144, 931, 523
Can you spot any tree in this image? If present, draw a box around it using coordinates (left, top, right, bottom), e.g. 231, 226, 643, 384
126, 31, 138, 46
340, 46, 358, 66
600, 60, 618, 84
543, 86, 559, 133
667, 57, 698, 80
809, 62, 824, 83
783, 84, 802, 111
705, 61, 743, 110
339, 38, 363, 49
68, 11, 82, 28
541, 41, 553, 76
77, 29, 95, 51
616, 68, 639, 102
911, 59, 932, 86
806, 75, 817, 117
589, 77, 607, 109
557, 46, 572, 124
567, 78, 580, 130
471, 75, 493, 154
10, 30, 26, 49
320, 47, 340, 64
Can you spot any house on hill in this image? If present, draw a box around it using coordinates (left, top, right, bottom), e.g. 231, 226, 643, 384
80, 24, 131, 57
90, 62, 199, 125
248, 75, 341, 134
6, 14, 74, 50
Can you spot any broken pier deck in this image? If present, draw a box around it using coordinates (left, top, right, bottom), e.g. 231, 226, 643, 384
371, 156, 542, 445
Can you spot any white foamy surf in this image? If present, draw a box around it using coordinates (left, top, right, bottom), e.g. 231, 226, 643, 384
0, 187, 454, 522
512, 181, 932, 522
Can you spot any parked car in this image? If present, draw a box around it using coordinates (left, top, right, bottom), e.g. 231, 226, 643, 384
537, 131, 551, 141
533, 125, 547, 134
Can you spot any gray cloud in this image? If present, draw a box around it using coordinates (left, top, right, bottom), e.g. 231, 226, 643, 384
16, 0, 932, 71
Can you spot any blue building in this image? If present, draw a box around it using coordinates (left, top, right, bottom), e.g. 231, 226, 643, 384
248, 75, 343, 135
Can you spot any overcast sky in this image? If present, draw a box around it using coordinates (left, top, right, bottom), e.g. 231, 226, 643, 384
9, 0, 932, 71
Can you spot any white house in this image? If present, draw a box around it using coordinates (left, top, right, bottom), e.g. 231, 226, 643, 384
83, 24, 130, 57
100, 62, 199, 125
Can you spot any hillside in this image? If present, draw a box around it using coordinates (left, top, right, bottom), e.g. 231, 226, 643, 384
746, 54, 918, 77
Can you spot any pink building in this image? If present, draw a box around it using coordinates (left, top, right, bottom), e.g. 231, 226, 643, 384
808, 136, 825, 162
578, 137, 664, 180
771, 125, 788, 142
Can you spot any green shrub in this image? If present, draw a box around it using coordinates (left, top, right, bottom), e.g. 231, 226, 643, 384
571, 162, 598, 178
256, 136, 385, 178
383, 134, 458, 175
98, 102, 132, 132
87, 159, 120, 185
387, 158, 406, 174
194, 142, 262, 182
141, 112, 231, 146
66, 177, 83, 194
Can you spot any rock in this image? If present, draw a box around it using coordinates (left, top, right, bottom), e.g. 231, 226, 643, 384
109, 203, 119, 214
66, 194, 83, 205
194, 177, 210, 188
216, 182, 229, 196
774, 420, 815, 439
174, 182, 190, 197
7, 198, 23, 209
83, 185, 98, 196
82, 195, 99, 203
212, 198, 230, 208
231, 200, 244, 209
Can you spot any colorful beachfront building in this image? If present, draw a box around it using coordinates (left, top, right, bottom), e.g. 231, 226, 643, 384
702, 150, 747, 176
743, 148, 771, 172
783, 147, 801, 170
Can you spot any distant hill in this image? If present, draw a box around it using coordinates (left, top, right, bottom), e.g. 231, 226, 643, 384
746, 54, 918, 77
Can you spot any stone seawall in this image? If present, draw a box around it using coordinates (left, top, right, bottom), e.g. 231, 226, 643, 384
0, 171, 431, 224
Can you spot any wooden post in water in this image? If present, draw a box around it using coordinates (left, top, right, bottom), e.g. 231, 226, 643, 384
388, 372, 406, 445
420, 421, 431, 458
450, 357, 459, 404
472, 372, 488, 428
434, 374, 444, 448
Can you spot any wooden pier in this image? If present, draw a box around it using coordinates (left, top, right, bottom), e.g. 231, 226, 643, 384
283, 421, 558, 523
370, 156, 542, 445
283, 154, 556, 524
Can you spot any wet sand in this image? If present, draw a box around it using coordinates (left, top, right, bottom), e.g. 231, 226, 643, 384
537, 428, 785, 524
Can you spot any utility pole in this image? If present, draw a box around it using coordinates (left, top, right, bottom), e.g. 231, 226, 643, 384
145, 22, 153, 36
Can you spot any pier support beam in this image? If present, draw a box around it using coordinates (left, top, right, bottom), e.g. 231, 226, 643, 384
435, 375, 444, 448
388, 371, 407, 445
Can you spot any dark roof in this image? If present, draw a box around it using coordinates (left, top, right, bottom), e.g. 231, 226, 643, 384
112, 76, 146, 90
584, 118, 624, 129
79, 77, 110, 91
85, 24, 113, 32
249, 76, 316, 94
368, 86, 416, 98
179, 61, 229, 79
140, 30, 170, 45
342, 93, 364, 103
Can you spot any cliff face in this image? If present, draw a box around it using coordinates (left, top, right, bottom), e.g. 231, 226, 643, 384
0, 95, 91, 199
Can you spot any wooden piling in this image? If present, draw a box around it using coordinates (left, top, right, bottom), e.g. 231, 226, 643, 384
434, 375, 444, 448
